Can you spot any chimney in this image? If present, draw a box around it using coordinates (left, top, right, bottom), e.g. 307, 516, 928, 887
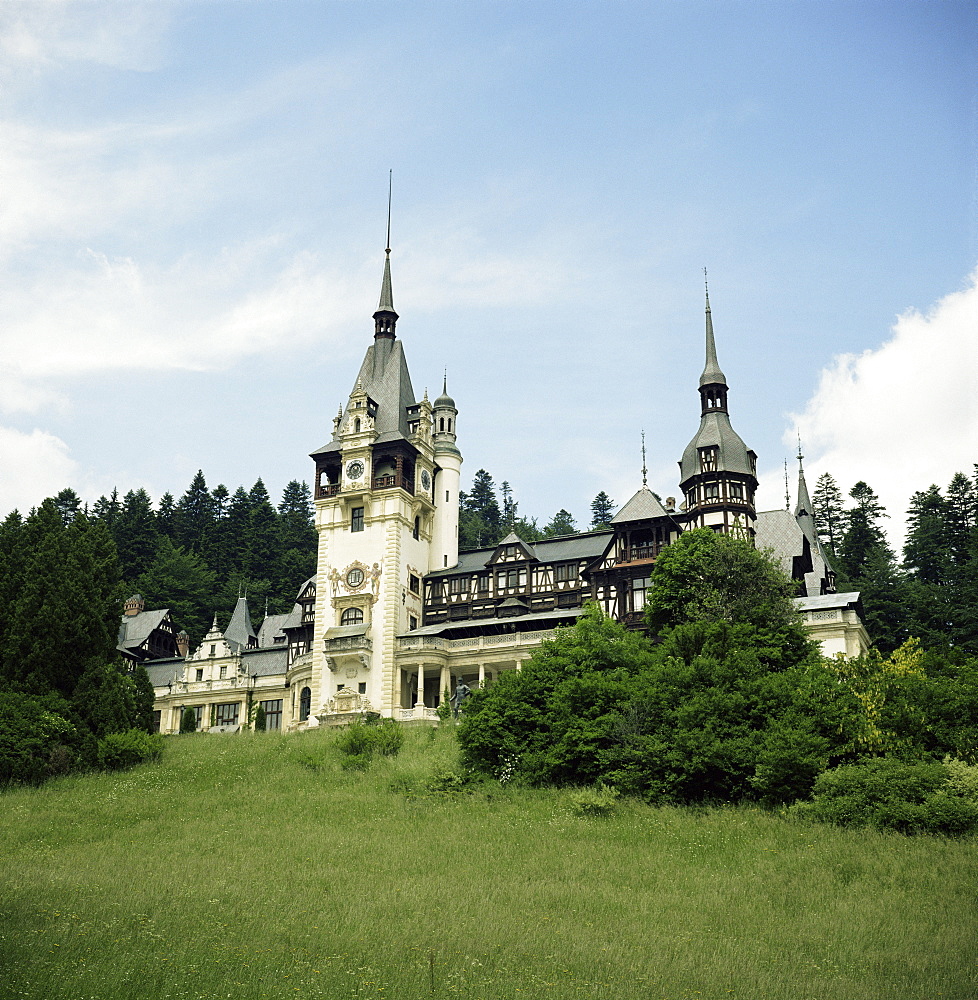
176, 631, 190, 658
123, 594, 145, 617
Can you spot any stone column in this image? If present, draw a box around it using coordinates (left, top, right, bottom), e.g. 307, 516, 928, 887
415, 663, 424, 708
439, 664, 451, 707
478, 663, 485, 688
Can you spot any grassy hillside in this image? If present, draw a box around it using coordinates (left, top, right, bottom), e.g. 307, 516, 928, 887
1, 726, 975, 1000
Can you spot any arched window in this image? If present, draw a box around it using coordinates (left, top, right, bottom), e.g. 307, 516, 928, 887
413, 516, 420, 540
439, 417, 445, 432
447, 418, 452, 432
299, 686, 311, 722
341, 607, 364, 625
354, 417, 361, 433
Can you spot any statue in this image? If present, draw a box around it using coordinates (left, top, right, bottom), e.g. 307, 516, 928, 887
450, 680, 472, 718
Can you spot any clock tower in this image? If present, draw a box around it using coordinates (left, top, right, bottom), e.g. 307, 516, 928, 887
306, 247, 459, 722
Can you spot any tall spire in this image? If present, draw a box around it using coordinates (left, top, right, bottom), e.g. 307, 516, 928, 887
373, 170, 398, 339
795, 438, 814, 519
699, 270, 727, 388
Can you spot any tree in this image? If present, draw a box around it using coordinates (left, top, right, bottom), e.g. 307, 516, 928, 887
135, 538, 217, 647
180, 706, 197, 734
837, 481, 888, 582
131, 664, 156, 733
460, 470, 503, 548
812, 473, 844, 554
542, 509, 577, 538
645, 528, 803, 641
113, 489, 159, 581
590, 492, 615, 530
71, 662, 136, 739
174, 471, 214, 555
53, 488, 82, 526
255, 704, 267, 732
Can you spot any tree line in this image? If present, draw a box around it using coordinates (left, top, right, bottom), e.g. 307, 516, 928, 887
812, 469, 978, 653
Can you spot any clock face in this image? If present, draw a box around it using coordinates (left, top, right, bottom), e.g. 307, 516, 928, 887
346, 459, 365, 481
346, 568, 364, 587
420, 469, 431, 492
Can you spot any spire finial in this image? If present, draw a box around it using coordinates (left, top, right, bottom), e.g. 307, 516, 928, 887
641, 430, 648, 487
797, 432, 804, 465
443, 369, 448, 395
699, 271, 726, 388
385, 169, 392, 256
784, 459, 790, 511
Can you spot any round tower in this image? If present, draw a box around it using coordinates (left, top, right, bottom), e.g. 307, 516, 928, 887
430, 376, 462, 571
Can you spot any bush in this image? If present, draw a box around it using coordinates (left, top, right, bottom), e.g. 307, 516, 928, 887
97, 729, 164, 771
803, 757, 978, 836
180, 707, 197, 734
255, 705, 267, 732
568, 784, 619, 817
0, 692, 82, 787
336, 719, 404, 763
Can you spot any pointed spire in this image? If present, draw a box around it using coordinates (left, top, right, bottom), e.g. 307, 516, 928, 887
699, 270, 727, 388
795, 438, 814, 519
373, 171, 398, 339
641, 430, 648, 487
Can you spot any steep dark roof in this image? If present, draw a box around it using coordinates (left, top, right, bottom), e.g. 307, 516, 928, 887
224, 596, 257, 653
432, 530, 612, 578
117, 608, 170, 653
612, 487, 668, 523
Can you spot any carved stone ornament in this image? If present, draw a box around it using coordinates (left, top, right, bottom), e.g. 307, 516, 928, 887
343, 562, 369, 592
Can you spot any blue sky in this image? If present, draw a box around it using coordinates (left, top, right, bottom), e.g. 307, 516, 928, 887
0, 1, 975, 547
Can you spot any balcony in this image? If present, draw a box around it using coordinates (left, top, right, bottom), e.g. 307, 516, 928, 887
324, 634, 372, 653
396, 628, 557, 654
373, 474, 415, 493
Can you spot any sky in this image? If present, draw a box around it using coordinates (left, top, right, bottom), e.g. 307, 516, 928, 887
0, 0, 975, 552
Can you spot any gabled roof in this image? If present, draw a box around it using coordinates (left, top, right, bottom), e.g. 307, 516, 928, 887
487, 531, 538, 564
429, 530, 612, 578
796, 591, 862, 613
256, 606, 301, 647
611, 487, 668, 523
117, 608, 171, 652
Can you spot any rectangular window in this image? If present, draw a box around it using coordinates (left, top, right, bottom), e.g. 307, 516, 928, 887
219, 665, 227, 679
409, 573, 420, 594
214, 703, 239, 727
704, 483, 719, 500
195, 668, 203, 682
351, 507, 364, 532
449, 577, 467, 595
730, 483, 744, 499
555, 563, 578, 583
477, 574, 490, 593
358, 682, 367, 694
409, 615, 418, 631
260, 699, 283, 731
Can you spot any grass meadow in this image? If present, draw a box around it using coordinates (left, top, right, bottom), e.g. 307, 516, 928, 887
1, 725, 975, 1000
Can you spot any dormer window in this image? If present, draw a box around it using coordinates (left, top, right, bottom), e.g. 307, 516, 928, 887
699, 447, 717, 472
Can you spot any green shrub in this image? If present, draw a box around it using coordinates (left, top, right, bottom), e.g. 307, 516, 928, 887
340, 752, 372, 772
97, 729, 164, 771
336, 719, 405, 762
569, 783, 620, 817
180, 707, 197, 734
0, 692, 81, 787
942, 757, 978, 802
372, 719, 404, 757
423, 766, 467, 797
803, 757, 978, 836
254, 705, 267, 732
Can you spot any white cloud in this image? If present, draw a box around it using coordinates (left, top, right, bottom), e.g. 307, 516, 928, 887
782, 269, 978, 550
0, 425, 78, 515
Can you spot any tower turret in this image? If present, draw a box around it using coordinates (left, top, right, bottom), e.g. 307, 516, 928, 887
678, 282, 758, 537
431, 375, 462, 571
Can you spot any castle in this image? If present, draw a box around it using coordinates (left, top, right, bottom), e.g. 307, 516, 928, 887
138, 248, 869, 733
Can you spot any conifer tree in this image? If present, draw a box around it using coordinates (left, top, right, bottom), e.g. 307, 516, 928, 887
812, 473, 844, 554
543, 509, 577, 538
174, 471, 214, 555
136, 538, 217, 647
113, 489, 160, 581
156, 492, 177, 540
590, 491, 615, 529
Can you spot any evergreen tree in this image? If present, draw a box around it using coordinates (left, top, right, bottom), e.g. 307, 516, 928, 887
223, 487, 253, 573
156, 492, 177, 540
500, 482, 517, 530
71, 662, 136, 738
54, 488, 82, 526
136, 538, 217, 647
0, 511, 25, 672
90, 489, 120, 531
113, 489, 159, 582
246, 478, 278, 580
130, 664, 156, 732
812, 473, 844, 553
206, 484, 233, 578
542, 509, 577, 538
276, 480, 317, 594
174, 471, 214, 556
837, 481, 888, 581
903, 485, 948, 586
590, 491, 615, 529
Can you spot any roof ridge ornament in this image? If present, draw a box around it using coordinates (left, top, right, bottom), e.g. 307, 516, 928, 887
641, 430, 648, 487
699, 268, 727, 388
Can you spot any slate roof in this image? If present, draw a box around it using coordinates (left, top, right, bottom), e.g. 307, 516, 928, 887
430, 530, 612, 578
699, 291, 727, 387
240, 646, 289, 677
117, 608, 171, 653
144, 658, 185, 689
256, 607, 300, 647
679, 410, 756, 482
611, 487, 668, 523
224, 596, 257, 653
756, 508, 834, 598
